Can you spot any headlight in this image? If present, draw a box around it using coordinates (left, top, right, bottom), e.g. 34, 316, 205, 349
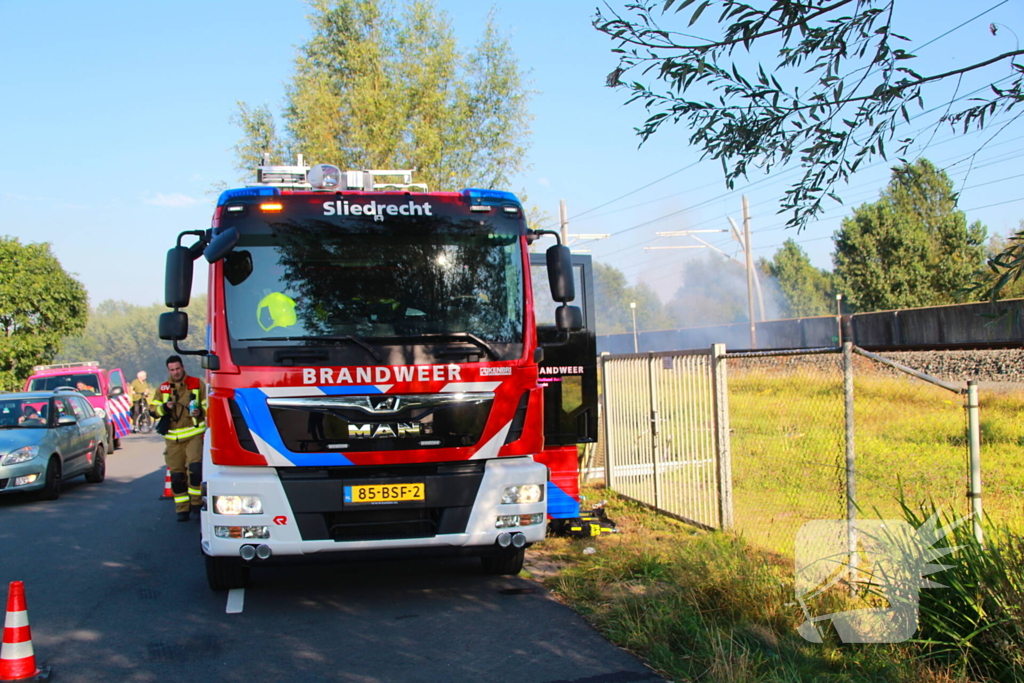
1, 445, 39, 466
94, 408, 107, 419
213, 495, 264, 515
501, 484, 544, 505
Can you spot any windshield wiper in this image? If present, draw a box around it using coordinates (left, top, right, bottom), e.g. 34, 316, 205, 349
244, 336, 383, 363
366, 333, 500, 361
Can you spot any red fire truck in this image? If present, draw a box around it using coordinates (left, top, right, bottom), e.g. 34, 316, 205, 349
160, 161, 597, 590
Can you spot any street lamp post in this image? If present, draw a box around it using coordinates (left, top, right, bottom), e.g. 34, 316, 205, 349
836, 293, 844, 345
630, 302, 638, 353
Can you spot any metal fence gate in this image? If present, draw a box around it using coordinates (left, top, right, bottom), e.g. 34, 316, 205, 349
599, 345, 732, 530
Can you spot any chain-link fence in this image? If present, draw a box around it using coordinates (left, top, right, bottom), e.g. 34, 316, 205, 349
725, 348, 846, 557
600, 344, 1021, 558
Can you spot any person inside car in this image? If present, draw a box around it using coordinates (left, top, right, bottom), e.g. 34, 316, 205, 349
18, 406, 43, 425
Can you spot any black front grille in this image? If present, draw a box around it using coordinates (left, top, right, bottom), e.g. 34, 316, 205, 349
269, 398, 492, 453
0, 478, 8, 490
277, 462, 485, 542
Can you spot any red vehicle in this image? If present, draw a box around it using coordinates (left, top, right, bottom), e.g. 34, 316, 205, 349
24, 362, 133, 451
160, 162, 597, 590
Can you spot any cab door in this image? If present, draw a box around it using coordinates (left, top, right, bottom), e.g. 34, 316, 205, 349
529, 253, 598, 445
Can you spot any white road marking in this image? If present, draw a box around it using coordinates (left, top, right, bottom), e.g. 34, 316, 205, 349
226, 588, 245, 614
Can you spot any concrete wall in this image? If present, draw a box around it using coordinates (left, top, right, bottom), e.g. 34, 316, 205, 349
597, 299, 1024, 354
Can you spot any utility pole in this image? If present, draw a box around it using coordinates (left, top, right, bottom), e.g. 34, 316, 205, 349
558, 200, 609, 252
743, 196, 756, 348
559, 199, 569, 245
727, 217, 765, 322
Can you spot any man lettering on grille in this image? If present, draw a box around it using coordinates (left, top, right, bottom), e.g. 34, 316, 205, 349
150, 355, 208, 522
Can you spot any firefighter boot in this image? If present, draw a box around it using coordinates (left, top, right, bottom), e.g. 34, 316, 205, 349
171, 472, 190, 522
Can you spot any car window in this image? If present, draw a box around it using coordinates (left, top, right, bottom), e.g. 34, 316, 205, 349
55, 397, 76, 421
68, 397, 86, 420
29, 373, 101, 397
74, 396, 95, 418
110, 370, 124, 393
0, 399, 47, 427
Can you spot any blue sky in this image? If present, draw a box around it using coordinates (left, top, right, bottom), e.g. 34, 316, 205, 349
2, 0, 1023, 310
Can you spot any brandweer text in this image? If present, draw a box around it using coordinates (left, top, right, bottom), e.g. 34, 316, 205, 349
303, 365, 462, 385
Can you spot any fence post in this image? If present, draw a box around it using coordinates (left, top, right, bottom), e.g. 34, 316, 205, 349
967, 380, 984, 545
599, 354, 614, 490
648, 353, 660, 511
843, 341, 857, 592
711, 344, 733, 531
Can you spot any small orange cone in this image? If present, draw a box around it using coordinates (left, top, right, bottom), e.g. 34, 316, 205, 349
160, 467, 173, 500
0, 582, 50, 681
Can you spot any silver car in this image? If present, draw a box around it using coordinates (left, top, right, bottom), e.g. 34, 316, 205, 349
0, 389, 107, 500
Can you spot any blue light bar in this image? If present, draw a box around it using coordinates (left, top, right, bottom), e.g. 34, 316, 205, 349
217, 187, 281, 206
461, 188, 521, 204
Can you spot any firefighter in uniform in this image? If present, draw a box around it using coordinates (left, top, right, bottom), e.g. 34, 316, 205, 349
150, 355, 208, 522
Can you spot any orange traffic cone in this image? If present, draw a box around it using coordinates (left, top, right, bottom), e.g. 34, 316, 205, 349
0, 581, 50, 681
160, 467, 173, 500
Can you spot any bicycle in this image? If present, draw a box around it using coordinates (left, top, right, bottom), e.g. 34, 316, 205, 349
133, 399, 154, 434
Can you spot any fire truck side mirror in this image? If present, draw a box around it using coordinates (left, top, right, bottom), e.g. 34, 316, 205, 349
158, 311, 189, 341
165, 246, 194, 309
204, 227, 240, 263
556, 305, 583, 333
546, 244, 575, 303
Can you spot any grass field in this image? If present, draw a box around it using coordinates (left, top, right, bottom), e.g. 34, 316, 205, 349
534, 487, 1023, 683
727, 369, 1024, 557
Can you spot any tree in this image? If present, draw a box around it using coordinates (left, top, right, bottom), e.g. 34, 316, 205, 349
0, 238, 88, 390
57, 297, 207, 383
593, 262, 672, 334
595, 1, 1023, 242
233, 0, 532, 191
832, 159, 986, 311
762, 240, 835, 317
982, 224, 1024, 299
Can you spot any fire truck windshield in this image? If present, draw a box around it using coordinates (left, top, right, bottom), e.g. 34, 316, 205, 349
220, 212, 525, 365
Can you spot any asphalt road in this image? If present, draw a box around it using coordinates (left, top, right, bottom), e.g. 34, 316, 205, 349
0, 434, 661, 683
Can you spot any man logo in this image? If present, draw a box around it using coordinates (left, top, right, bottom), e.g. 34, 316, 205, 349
349, 423, 422, 438
371, 396, 400, 413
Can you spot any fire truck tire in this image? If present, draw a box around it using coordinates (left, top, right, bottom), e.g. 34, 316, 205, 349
480, 547, 525, 576
205, 555, 250, 591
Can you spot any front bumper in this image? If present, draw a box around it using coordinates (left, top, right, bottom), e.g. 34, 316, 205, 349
0, 460, 46, 494
201, 456, 548, 558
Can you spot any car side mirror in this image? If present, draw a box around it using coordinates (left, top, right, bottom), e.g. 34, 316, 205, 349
204, 227, 240, 263
159, 311, 189, 341
165, 246, 194, 309
545, 245, 575, 303
556, 305, 583, 333
57, 415, 76, 426
108, 386, 124, 398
